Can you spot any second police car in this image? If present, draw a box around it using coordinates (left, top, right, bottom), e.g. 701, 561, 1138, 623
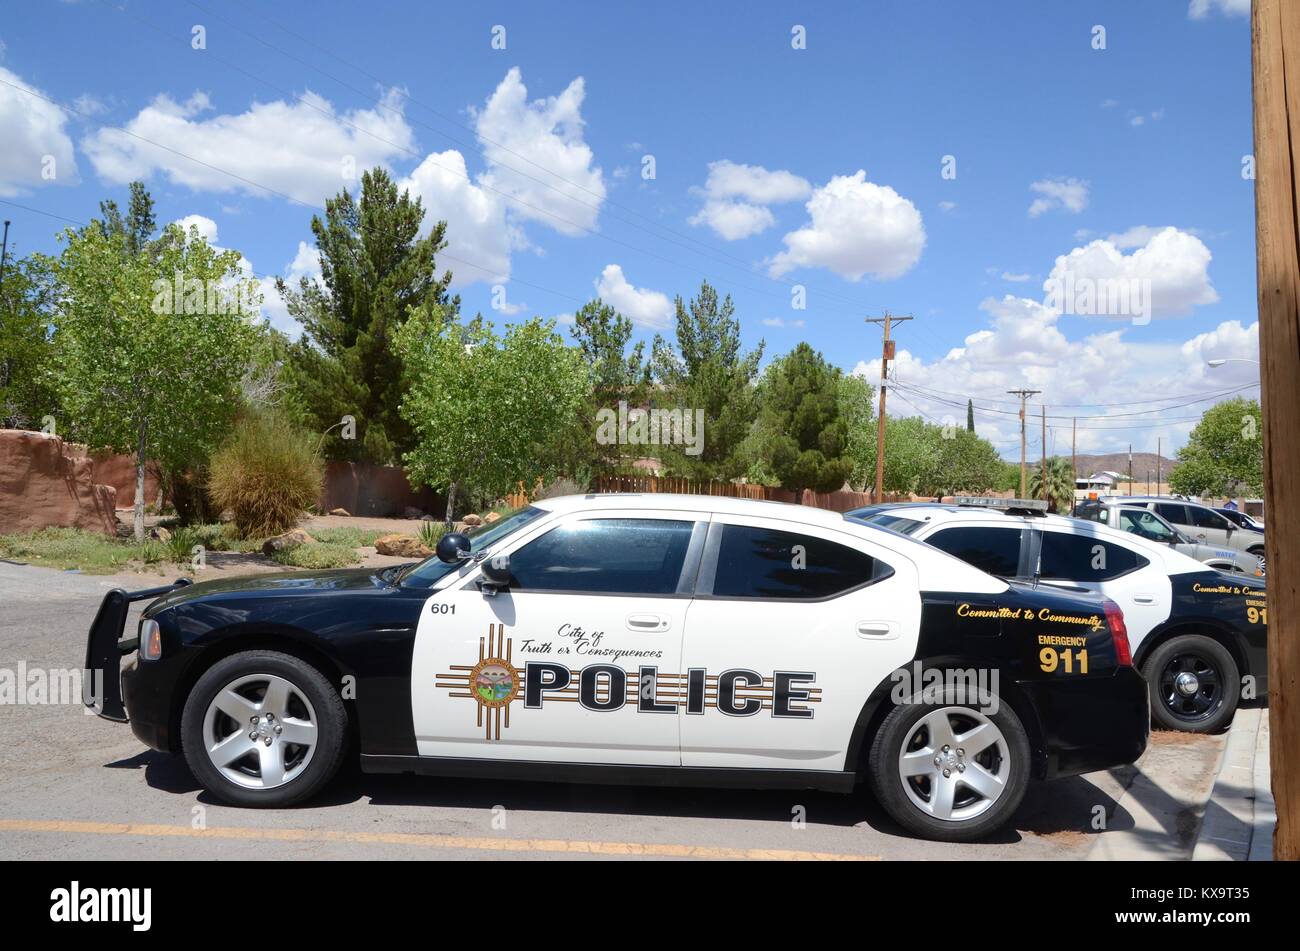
849, 497, 1268, 733
86, 494, 1148, 842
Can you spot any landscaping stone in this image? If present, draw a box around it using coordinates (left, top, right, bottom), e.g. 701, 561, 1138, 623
328, 507, 351, 517
148, 526, 172, 542
374, 533, 433, 558
403, 506, 425, 519
484, 511, 501, 524
463, 513, 483, 527
261, 528, 316, 556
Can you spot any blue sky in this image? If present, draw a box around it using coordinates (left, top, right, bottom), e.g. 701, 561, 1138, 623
0, 0, 1260, 459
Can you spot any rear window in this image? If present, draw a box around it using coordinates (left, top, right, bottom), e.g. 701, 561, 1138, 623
1039, 531, 1148, 582
862, 513, 926, 536
925, 526, 1023, 577
711, 525, 888, 599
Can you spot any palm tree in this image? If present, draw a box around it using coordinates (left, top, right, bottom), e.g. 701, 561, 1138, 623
1030, 456, 1075, 513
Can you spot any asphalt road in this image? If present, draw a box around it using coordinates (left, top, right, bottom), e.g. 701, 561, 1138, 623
0, 560, 1221, 860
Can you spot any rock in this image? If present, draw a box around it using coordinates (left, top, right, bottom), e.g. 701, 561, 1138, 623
483, 511, 501, 524
261, 528, 316, 556
328, 507, 351, 517
462, 513, 483, 527
374, 533, 433, 558
149, 526, 172, 542
403, 506, 425, 520
419, 514, 438, 521
114, 518, 134, 539
0, 430, 118, 535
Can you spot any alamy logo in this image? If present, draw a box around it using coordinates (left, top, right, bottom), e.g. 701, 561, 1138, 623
594, 400, 704, 456
49, 882, 151, 931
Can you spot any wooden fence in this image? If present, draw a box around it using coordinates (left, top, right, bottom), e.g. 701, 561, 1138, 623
504, 475, 904, 513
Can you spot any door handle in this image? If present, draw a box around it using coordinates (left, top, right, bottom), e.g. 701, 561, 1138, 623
626, 613, 670, 633
856, 621, 898, 639
1133, 595, 1157, 605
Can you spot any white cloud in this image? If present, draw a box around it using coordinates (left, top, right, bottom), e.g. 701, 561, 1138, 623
594, 264, 673, 329
1001, 271, 1032, 282
1028, 177, 1089, 217
767, 170, 925, 281
0, 65, 80, 195
400, 149, 517, 288
256, 240, 323, 339
1045, 226, 1218, 318
473, 67, 604, 235
872, 294, 1257, 455
171, 213, 218, 243
688, 160, 811, 241
82, 88, 415, 205
938, 200, 957, 212
761, 317, 805, 328
1189, 0, 1249, 19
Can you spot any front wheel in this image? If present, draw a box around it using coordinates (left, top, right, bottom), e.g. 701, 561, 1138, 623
1142, 635, 1239, 733
867, 695, 1030, 842
181, 650, 349, 807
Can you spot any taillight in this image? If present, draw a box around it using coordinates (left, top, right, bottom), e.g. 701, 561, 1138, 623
1103, 600, 1132, 667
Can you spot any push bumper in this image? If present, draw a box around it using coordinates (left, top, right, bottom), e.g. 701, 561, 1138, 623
84, 578, 191, 722
1020, 666, 1150, 780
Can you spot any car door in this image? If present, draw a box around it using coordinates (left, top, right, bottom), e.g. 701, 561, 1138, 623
409, 510, 706, 765
1033, 527, 1170, 650
679, 513, 919, 772
1188, 505, 1236, 550
1153, 502, 1191, 532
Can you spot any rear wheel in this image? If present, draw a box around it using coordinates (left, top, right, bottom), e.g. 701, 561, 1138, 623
1142, 634, 1238, 733
1247, 546, 1265, 575
868, 694, 1030, 842
181, 650, 349, 807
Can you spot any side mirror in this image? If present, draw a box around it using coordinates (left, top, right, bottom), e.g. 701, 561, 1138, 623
435, 532, 473, 564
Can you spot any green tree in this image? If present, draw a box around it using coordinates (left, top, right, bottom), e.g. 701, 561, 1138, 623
751, 343, 852, 496
966, 398, 975, 432
924, 428, 1006, 497
838, 373, 876, 489
280, 167, 455, 464
396, 307, 588, 524
1029, 456, 1076, 513
94, 181, 157, 255
47, 223, 259, 540
1168, 398, 1264, 498
650, 282, 763, 480
568, 297, 648, 478
0, 254, 59, 429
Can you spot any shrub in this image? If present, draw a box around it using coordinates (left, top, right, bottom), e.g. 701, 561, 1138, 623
270, 542, 360, 570
164, 527, 198, 565
208, 412, 323, 539
311, 526, 386, 548
418, 520, 446, 548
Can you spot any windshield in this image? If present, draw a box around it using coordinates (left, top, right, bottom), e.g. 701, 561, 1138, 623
399, 505, 547, 588
1118, 508, 1177, 543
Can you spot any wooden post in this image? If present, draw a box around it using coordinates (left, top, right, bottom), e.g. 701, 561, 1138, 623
867, 313, 912, 502
1253, 0, 1300, 861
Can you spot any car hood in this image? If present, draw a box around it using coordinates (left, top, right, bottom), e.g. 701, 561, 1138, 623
143, 568, 386, 614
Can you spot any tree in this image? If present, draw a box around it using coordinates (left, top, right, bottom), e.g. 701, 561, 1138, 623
280, 167, 455, 464
1029, 456, 1076, 513
1168, 398, 1264, 498
650, 282, 763, 480
0, 253, 58, 429
396, 307, 588, 524
48, 223, 259, 540
966, 399, 975, 432
839, 373, 876, 489
568, 297, 648, 477
95, 181, 157, 255
752, 343, 852, 496
924, 429, 1006, 498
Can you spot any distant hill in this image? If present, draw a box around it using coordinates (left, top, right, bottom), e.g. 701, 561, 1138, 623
1031, 451, 1178, 479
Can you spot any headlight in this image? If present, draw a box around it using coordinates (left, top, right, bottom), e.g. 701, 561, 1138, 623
139, 619, 162, 661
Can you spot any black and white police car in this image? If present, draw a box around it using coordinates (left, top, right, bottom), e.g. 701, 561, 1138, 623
848, 497, 1268, 734
87, 494, 1148, 842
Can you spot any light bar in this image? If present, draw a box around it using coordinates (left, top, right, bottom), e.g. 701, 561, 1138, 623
953, 496, 1049, 512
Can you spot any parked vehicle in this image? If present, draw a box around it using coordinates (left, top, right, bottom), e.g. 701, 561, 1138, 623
848, 497, 1268, 734
86, 494, 1149, 843
1074, 499, 1262, 577
1108, 496, 1266, 574
1217, 507, 1265, 533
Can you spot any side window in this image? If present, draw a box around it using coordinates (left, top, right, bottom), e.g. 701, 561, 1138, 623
1155, 503, 1189, 525
1039, 532, 1147, 582
1190, 507, 1230, 530
507, 518, 694, 595
710, 525, 886, 599
925, 527, 1023, 577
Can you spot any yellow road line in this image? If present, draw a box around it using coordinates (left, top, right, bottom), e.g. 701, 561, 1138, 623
0, 818, 876, 861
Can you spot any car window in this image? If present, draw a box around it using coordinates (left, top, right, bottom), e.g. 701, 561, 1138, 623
400, 505, 547, 588
507, 518, 695, 595
1154, 503, 1189, 525
1039, 531, 1148, 581
711, 524, 886, 599
1190, 506, 1231, 530
863, 513, 926, 535
1119, 509, 1176, 543
925, 526, 1022, 577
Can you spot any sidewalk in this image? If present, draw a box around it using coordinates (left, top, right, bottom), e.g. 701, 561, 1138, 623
1191, 706, 1274, 861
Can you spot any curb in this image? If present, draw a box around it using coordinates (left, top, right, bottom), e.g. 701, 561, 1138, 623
1191, 706, 1272, 861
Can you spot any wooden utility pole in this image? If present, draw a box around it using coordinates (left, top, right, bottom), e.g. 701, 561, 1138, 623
1127, 444, 1133, 497
1040, 404, 1048, 503
1071, 417, 1077, 488
866, 312, 912, 502
1253, 0, 1300, 861
1007, 389, 1040, 497
1157, 437, 1162, 495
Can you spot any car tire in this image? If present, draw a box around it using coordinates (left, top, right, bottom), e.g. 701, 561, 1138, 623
1247, 546, 1266, 575
867, 691, 1030, 842
181, 650, 349, 807
1142, 635, 1239, 734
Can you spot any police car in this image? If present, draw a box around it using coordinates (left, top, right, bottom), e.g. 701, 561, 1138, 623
848, 498, 1268, 734
86, 494, 1148, 842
